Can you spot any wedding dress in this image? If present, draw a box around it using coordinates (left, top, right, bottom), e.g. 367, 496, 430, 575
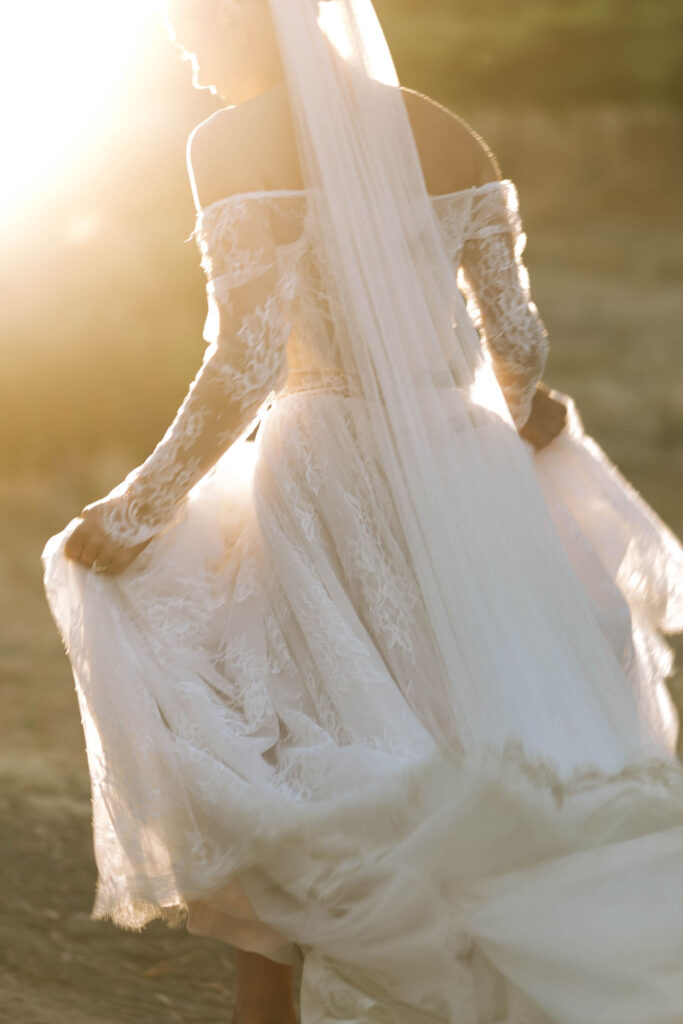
43, 178, 683, 1024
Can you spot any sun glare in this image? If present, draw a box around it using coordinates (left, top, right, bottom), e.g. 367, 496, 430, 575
0, 1, 157, 227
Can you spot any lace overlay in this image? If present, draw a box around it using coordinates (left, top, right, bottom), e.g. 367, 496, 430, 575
94, 196, 301, 546
458, 182, 549, 429
92, 180, 549, 547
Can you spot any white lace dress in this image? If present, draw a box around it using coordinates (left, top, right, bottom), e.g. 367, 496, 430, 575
43, 180, 683, 1024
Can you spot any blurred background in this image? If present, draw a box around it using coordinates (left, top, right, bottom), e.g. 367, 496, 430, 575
1, 1, 682, 1021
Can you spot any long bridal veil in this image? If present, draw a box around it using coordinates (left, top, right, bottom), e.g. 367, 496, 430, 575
265, 0, 670, 771
236, 3, 683, 1016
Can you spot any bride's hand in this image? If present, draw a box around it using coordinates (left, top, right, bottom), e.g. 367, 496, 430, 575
518, 383, 567, 451
64, 501, 153, 575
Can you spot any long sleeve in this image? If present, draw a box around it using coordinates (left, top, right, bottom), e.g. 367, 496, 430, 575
459, 182, 549, 430
91, 197, 294, 548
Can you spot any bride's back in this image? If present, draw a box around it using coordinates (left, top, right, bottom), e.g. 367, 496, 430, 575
187, 81, 500, 212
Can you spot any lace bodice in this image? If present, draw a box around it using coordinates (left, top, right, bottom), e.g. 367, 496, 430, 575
94, 179, 548, 547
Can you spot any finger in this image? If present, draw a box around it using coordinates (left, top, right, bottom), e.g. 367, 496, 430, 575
104, 559, 126, 576
65, 515, 107, 561
539, 422, 564, 449
536, 406, 565, 438
64, 524, 85, 561
79, 539, 103, 570
544, 399, 564, 425
548, 412, 567, 436
90, 541, 117, 574
521, 423, 543, 448
530, 421, 554, 449
106, 551, 138, 576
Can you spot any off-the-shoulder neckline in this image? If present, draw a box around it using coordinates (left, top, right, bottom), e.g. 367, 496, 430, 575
197, 177, 514, 219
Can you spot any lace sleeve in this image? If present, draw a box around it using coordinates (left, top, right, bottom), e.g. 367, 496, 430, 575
459, 182, 549, 429
90, 197, 293, 547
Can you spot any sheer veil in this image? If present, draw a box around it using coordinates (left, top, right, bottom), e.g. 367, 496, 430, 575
266, 0, 670, 774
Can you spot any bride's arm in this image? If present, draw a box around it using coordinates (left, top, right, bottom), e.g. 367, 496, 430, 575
459, 188, 568, 448
65, 193, 291, 572
402, 95, 566, 445
88, 310, 288, 545
458, 181, 550, 430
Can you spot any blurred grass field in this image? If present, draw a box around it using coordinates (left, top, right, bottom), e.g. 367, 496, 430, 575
1, 1, 682, 1015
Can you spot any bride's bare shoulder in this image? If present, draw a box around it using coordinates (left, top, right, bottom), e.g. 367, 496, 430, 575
186, 95, 276, 210
185, 85, 501, 210
399, 87, 501, 194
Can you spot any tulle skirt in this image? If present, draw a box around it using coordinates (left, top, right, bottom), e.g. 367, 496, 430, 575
43, 385, 683, 1024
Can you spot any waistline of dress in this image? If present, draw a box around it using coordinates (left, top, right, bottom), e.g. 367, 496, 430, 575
277, 366, 458, 399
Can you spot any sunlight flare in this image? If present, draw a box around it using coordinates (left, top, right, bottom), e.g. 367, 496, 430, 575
0, 0, 155, 223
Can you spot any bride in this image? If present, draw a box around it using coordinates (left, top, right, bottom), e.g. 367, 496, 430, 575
43, 0, 683, 1021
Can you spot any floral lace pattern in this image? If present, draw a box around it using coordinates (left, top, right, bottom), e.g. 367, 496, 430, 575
91, 180, 548, 546
93, 199, 301, 547
457, 182, 549, 429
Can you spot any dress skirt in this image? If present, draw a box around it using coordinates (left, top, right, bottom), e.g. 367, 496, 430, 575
42, 382, 683, 1024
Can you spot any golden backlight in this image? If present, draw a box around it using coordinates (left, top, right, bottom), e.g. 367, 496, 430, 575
0, 1, 155, 226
